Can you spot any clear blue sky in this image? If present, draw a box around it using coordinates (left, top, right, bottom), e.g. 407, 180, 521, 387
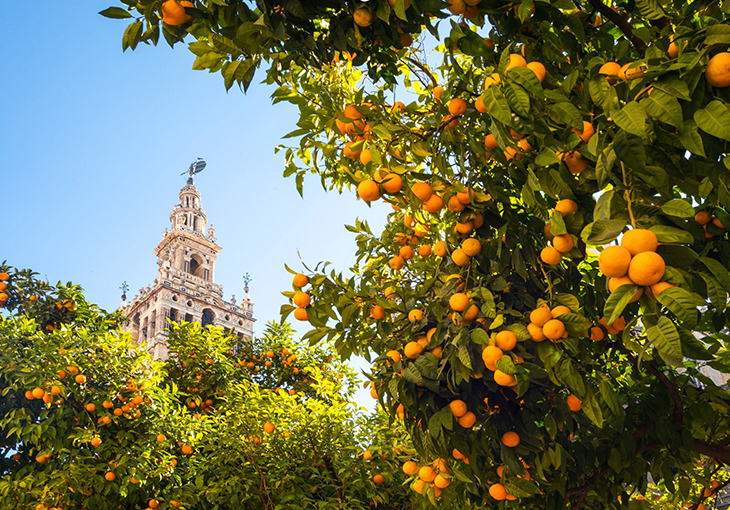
2, 2, 398, 404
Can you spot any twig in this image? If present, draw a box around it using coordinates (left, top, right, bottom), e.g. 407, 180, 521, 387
585, 0, 647, 53
403, 56, 438, 88
621, 162, 636, 228
537, 259, 554, 302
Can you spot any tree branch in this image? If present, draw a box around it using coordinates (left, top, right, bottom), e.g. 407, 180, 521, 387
403, 56, 437, 88
585, 0, 647, 52
692, 439, 730, 465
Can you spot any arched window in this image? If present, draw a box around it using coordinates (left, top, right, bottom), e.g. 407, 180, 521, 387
189, 254, 204, 277
201, 308, 215, 327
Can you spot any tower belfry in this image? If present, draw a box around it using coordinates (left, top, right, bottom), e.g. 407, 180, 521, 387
121, 162, 255, 359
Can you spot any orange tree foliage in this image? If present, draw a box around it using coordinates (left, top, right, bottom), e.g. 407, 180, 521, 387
0, 264, 424, 510
105, 0, 730, 508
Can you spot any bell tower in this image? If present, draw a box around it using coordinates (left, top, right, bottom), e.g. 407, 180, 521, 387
121, 162, 255, 359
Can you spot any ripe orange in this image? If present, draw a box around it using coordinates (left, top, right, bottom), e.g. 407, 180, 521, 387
564, 151, 588, 174
373, 474, 384, 484
573, 121, 595, 144
181, 444, 193, 454
149, 500, 160, 509
530, 306, 552, 327
105, 471, 116, 482
113, 408, 123, 416
434, 241, 447, 257
411, 182, 433, 202
668, 35, 679, 58
598, 245, 632, 278
353, 6, 373, 27
86, 403, 96, 412
494, 370, 516, 387
608, 276, 643, 302
566, 394, 582, 411
293, 273, 308, 287
618, 62, 646, 80
449, 293, 470, 312
484, 133, 499, 150
543, 319, 566, 341
448, 195, 466, 212
391, 101, 406, 114
293, 306, 310, 320
292, 292, 311, 308
418, 245, 432, 257
449, 399, 468, 418
455, 221, 474, 235
370, 305, 385, 320
458, 411, 476, 428
551, 305, 571, 318
386, 350, 401, 364
462, 238, 481, 256
0, 273, 8, 281
423, 194, 444, 214
381, 173, 402, 193
402, 460, 419, 475
527, 323, 546, 342
495, 330, 517, 351
31, 387, 45, 399
75, 374, 87, 385
506, 54, 527, 71
264, 422, 275, 434
628, 251, 665, 286
526, 61, 546, 82
650, 281, 676, 296
484, 73, 501, 89
482, 345, 503, 365
555, 199, 578, 216
599, 61, 621, 83
552, 234, 575, 253
706, 52, 730, 87
404, 341, 423, 359
389, 255, 405, 270
343, 141, 362, 159
448, 98, 467, 115
91, 437, 102, 447
590, 326, 605, 341
419, 465, 437, 482
695, 211, 712, 225
161, 0, 193, 25
489, 483, 508, 500
540, 246, 562, 265
408, 309, 423, 322
451, 248, 471, 266
399, 245, 415, 260
157, 434, 167, 443
475, 95, 487, 113
621, 228, 658, 255
434, 473, 451, 488
358, 180, 380, 202
502, 431, 520, 447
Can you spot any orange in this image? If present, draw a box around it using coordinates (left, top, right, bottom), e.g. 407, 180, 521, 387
706, 52, 730, 87
628, 251, 665, 286
599, 61, 621, 83
373, 474, 384, 484
449, 399, 468, 418
564, 151, 588, 174
650, 281, 676, 296
451, 248, 471, 266
448, 195, 466, 212
566, 394, 582, 411
293, 273, 308, 287
434, 473, 451, 488
494, 370, 516, 386
411, 182, 433, 202
408, 309, 423, 322
293, 307, 309, 321
386, 350, 401, 364
85, 403, 96, 412
182, 444, 193, 454
412, 479, 426, 494
31, 387, 45, 399
462, 238, 481, 256
402, 460, 419, 475
446, 0, 467, 15
495, 330, 517, 351
506, 54, 527, 71
103, 401, 113, 409
161, 0, 193, 25
458, 411, 476, 428
551, 305, 571, 318
502, 431, 520, 447
621, 228, 658, 255
371, 305, 385, 319
484, 134, 499, 149
552, 234, 574, 253
75, 374, 87, 385
105, 471, 116, 482
344, 104, 362, 119
608, 276, 643, 302
490, 483, 508, 500
418, 245, 432, 257
389, 256, 405, 270
430, 346, 443, 359
399, 245, 415, 260
149, 500, 160, 509
573, 121, 595, 144
668, 34, 679, 58
530, 306, 552, 327
484, 73, 501, 89
618, 62, 646, 80
448, 98, 467, 116
157, 434, 167, 443
527, 323, 546, 342
590, 326, 604, 341
449, 293, 470, 312
519, 138, 534, 151
91, 437, 102, 447
555, 199, 578, 216
482, 345, 503, 365
263, 422, 275, 434
543, 319, 566, 340
404, 342, 422, 359
359, 149, 372, 165
475, 95, 487, 113
526, 61, 546, 82
0, 272, 8, 281
381, 173, 402, 193
292, 292, 311, 308
113, 408, 124, 416
423, 194, 444, 214
358, 180, 380, 202
343, 141, 362, 159
353, 6, 373, 27
455, 221, 474, 235
714, 217, 725, 228
463, 303, 479, 321
419, 465, 437, 482
695, 211, 712, 225
598, 245, 632, 278
391, 101, 406, 114
434, 241, 447, 257
540, 246, 562, 265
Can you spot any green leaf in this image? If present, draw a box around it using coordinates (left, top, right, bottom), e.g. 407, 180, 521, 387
611, 102, 647, 138
550, 211, 567, 236
634, 0, 666, 19
649, 225, 694, 244
556, 293, 581, 312
551, 102, 583, 130
694, 101, 730, 141
646, 316, 683, 365
677, 328, 713, 360
99, 7, 133, 18
483, 87, 513, 125
535, 147, 561, 166
701, 257, 730, 292
678, 120, 706, 157
122, 21, 144, 52
595, 146, 616, 189
661, 199, 695, 218
603, 284, 637, 325
700, 273, 727, 311
470, 328, 490, 345
704, 24, 730, 46
504, 82, 530, 117
495, 356, 517, 375
506, 66, 544, 96
457, 343, 472, 369
581, 219, 627, 245
505, 323, 532, 342
581, 390, 604, 428
654, 78, 691, 100
641, 90, 683, 128
504, 478, 540, 497
656, 245, 698, 267
613, 130, 646, 172
656, 287, 699, 324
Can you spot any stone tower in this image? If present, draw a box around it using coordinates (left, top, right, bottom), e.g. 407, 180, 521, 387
121, 177, 255, 359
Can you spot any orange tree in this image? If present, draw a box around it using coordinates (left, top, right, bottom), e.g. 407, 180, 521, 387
0, 264, 426, 510
106, 0, 730, 507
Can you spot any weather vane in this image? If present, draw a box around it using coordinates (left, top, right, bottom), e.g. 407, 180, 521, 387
180, 158, 206, 184
120, 281, 129, 301
242, 273, 252, 293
